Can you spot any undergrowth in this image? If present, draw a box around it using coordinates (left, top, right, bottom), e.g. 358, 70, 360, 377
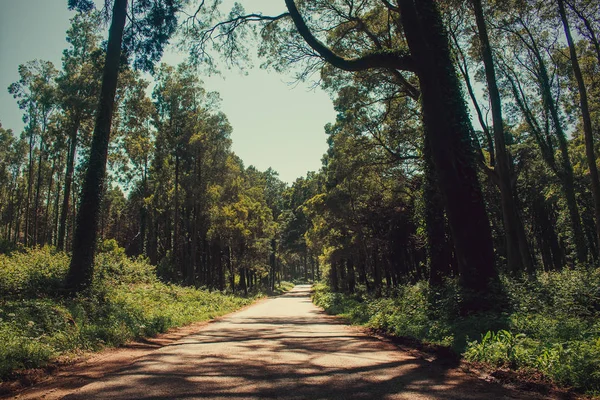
0, 244, 290, 381
312, 268, 600, 395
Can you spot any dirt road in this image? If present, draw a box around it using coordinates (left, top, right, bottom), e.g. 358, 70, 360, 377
44, 285, 552, 399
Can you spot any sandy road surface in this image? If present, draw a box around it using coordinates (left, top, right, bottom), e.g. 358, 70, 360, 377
49, 285, 551, 399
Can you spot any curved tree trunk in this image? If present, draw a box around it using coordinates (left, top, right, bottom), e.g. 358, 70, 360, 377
65, 0, 128, 293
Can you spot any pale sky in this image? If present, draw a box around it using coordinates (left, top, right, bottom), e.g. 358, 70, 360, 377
0, 0, 336, 185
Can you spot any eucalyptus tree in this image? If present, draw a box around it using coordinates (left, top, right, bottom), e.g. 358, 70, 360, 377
8, 60, 59, 246
56, 11, 103, 251
557, 0, 600, 249
0, 124, 20, 243
493, 2, 588, 263
65, 0, 185, 293
448, 0, 535, 274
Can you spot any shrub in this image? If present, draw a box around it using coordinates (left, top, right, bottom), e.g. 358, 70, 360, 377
0, 245, 263, 381
313, 267, 600, 395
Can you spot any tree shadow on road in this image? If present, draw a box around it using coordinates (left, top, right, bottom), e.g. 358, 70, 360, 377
64, 311, 554, 400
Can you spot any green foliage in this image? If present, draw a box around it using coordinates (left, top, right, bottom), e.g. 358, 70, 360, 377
0, 247, 69, 297
0, 246, 257, 381
313, 268, 600, 394
465, 268, 600, 393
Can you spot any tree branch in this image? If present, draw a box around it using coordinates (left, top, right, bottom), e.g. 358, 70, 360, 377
284, 0, 415, 73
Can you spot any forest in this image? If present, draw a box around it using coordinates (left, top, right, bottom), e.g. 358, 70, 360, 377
1, 0, 600, 397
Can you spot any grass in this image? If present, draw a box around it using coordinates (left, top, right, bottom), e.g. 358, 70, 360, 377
0, 243, 292, 381
312, 268, 600, 395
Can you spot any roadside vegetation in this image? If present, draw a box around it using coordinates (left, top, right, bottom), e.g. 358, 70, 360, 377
0, 245, 291, 381
313, 269, 600, 396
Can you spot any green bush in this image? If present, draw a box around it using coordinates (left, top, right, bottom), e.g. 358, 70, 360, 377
312, 268, 600, 395
0, 247, 69, 297
0, 245, 260, 381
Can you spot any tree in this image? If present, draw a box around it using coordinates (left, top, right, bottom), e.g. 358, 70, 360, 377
466, 0, 534, 274
56, 11, 103, 251
65, 0, 128, 292
557, 0, 600, 249
8, 60, 59, 246
65, 0, 183, 293
495, 6, 588, 263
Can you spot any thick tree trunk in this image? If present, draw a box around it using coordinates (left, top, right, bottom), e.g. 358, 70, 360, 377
399, 0, 496, 309
558, 0, 600, 250
424, 141, 451, 286
65, 0, 127, 293
330, 260, 339, 292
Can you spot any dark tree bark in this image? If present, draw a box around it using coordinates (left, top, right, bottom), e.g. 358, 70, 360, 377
398, 0, 497, 308
269, 238, 276, 291
42, 158, 56, 246
58, 122, 79, 251
347, 258, 356, 294
33, 140, 45, 245
558, 0, 600, 250
372, 244, 382, 296
65, 0, 128, 293
424, 141, 451, 286
227, 245, 234, 291
24, 123, 35, 246
330, 259, 339, 292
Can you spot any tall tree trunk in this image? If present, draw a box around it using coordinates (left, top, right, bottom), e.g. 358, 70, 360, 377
139, 162, 148, 256
187, 204, 197, 286
58, 125, 78, 251
347, 258, 356, 294
65, 0, 127, 293
472, 0, 533, 274
372, 244, 382, 296
330, 260, 339, 292
399, 0, 496, 310
269, 238, 276, 291
558, 0, 600, 250
33, 139, 46, 245
42, 158, 56, 246
24, 125, 35, 246
424, 141, 451, 286
174, 152, 182, 277
227, 245, 234, 292
524, 23, 587, 263
52, 172, 61, 246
